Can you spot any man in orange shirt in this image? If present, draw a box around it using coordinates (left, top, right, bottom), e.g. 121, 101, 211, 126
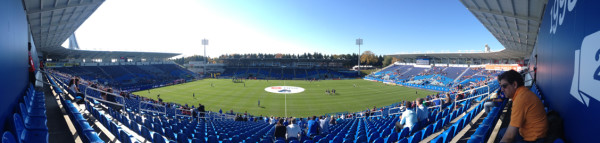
499, 70, 547, 143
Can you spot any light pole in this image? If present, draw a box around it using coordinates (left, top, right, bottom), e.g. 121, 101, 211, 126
356, 38, 363, 75
202, 38, 208, 75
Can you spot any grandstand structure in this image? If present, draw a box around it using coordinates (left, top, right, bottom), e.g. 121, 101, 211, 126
1, 0, 598, 143
219, 58, 359, 80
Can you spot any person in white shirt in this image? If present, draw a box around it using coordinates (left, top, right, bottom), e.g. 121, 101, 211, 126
396, 101, 417, 132
286, 118, 301, 141
319, 116, 330, 134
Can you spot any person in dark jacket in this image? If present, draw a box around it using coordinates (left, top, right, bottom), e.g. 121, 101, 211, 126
274, 119, 287, 140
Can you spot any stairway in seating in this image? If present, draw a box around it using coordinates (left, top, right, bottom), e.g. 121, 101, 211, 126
97, 66, 114, 82
454, 68, 470, 82
120, 66, 139, 79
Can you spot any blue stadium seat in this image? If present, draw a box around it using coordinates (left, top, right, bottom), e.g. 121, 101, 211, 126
431, 136, 443, 143
120, 130, 132, 143
82, 131, 104, 143
331, 136, 343, 143
380, 128, 391, 138
2, 131, 17, 143
355, 134, 367, 143
207, 135, 218, 143
442, 126, 455, 143
177, 132, 188, 143
373, 137, 384, 143
192, 138, 205, 143
467, 135, 483, 143
397, 127, 409, 140
368, 132, 380, 143
422, 125, 433, 140
11, 113, 24, 141
154, 133, 166, 143
384, 131, 397, 143
433, 119, 443, 132
408, 130, 422, 143
397, 138, 408, 143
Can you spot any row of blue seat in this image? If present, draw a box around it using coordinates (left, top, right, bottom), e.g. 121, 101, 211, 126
5, 83, 49, 143
48, 74, 104, 143
85, 99, 140, 143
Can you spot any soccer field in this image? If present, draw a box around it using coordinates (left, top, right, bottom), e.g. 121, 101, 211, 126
133, 79, 437, 117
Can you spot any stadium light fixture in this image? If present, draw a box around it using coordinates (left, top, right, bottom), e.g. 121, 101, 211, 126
202, 38, 208, 74
356, 38, 363, 75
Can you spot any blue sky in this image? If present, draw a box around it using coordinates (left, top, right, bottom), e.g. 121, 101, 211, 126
69, 0, 503, 57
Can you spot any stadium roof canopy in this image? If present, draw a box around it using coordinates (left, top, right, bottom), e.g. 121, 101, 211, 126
24, 0, 180, 59
50, 49, 180, 59
390, 0, 547, 60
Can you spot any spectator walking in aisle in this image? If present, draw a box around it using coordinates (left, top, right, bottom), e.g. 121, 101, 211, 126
498, 70, 547, 142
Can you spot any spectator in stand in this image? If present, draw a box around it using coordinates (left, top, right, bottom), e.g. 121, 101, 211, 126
498, 70, 548, 142
219, 108, 222, 114
68, 77, 80, 96
319, 116, 330, 135
433, 94, 441, 106
286, 118, 301, 141
329, 116, 336, 125
198, 103, 205, 118
454, 93, 464, 110
416, 98, 429, 123
395, 101, 417, 132
306, 116, 320, 138
268, 116, 275, 124
442, 93, 452, 109
274, 119, 287, 140
28, 43, 36, 85
484, 90, 505, 114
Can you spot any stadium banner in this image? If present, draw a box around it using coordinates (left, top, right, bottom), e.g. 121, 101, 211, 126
265, 86, 305, 94
533, 0, 600, 141
484, 64, 521, 71
416, 56, 430, 65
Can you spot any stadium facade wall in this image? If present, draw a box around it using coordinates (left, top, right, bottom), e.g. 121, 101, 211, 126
0, 0, 30, 132
534, 0, 600, 142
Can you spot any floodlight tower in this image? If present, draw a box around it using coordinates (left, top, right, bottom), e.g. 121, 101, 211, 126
202, 38, 208, 74
356, 38, 363, 75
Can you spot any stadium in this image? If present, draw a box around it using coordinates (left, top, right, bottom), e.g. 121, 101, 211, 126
0, 0, 597, 143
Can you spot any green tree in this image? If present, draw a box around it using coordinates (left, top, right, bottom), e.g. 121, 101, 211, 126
360, 51, 378, 65
382, 56, 394, 67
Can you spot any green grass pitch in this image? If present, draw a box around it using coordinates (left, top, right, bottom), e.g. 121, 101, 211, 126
133, 79, 437, 117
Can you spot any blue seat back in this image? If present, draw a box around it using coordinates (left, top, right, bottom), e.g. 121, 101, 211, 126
398, 127, 409, 140
154, 133, 166, 143
385, 131, 397, 143
2, 131, 17, 143
409, 130, 422, 143
373, 137, 384, 143
422, 125, 433, 140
